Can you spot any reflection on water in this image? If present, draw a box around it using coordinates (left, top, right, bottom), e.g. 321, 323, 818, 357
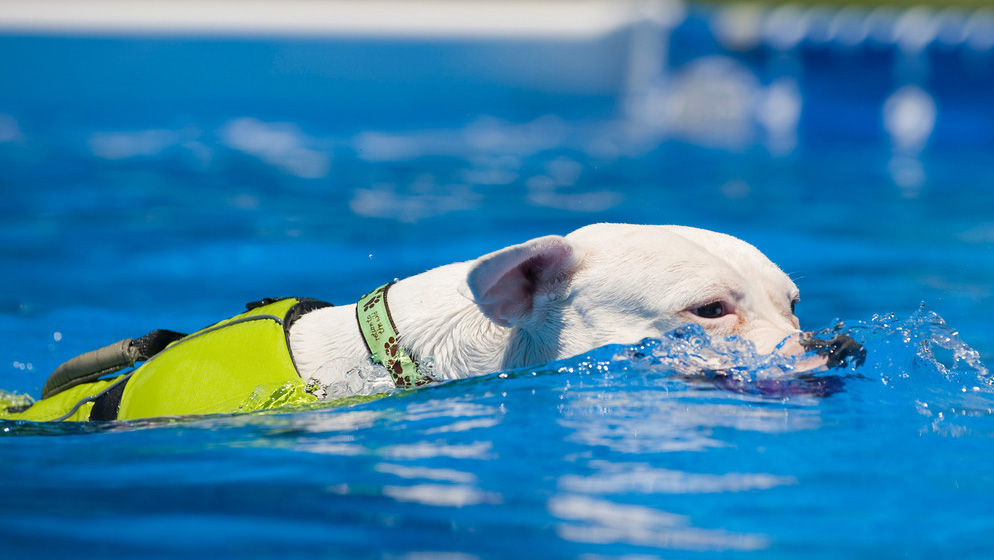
560, 389, 821, 453
549, 494, 767, 552
559, 460, 796, 495
375, 463, 476, 483
382, 484, 501, 507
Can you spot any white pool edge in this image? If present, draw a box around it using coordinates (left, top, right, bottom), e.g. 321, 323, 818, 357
0, 0, 685, 40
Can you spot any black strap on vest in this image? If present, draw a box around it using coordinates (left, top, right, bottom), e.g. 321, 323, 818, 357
88, 377, 130, 421
280, 298, 333, 334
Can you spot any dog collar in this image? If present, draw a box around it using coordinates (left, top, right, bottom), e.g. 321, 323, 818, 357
356, 283, 432, 388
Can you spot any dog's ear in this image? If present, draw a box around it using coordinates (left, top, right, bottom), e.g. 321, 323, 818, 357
467, 235, 578, 328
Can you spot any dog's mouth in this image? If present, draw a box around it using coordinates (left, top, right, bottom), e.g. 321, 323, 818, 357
799, 334, 867, 370
768, 331, 866, 373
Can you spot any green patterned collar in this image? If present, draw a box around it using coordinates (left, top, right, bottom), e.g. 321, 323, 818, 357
356, 283, 432, 388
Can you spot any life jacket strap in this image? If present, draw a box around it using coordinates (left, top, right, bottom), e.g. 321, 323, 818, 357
88, 376, 130, 421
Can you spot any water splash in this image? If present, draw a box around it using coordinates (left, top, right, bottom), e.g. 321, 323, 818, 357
304, 358, 397, 400
305, 356, 438, 400
610, 324, 843, 398
546, 304, 989, 402
237, 380, 316, 413
814, 304, 990, 385
818, 305, 994, 434
0, 390, 34, 411
623, 324, 801, 376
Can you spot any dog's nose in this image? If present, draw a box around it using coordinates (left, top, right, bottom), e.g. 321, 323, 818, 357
800, 334, 866, 369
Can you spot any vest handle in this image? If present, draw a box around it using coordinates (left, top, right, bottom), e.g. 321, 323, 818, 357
41, 329, 186, 399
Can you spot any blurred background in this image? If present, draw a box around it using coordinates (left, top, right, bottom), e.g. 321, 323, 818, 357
1, 0, 992, 391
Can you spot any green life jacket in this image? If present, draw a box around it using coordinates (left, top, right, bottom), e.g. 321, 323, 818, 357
1, 298, 329, 422
2, 284, 432, 423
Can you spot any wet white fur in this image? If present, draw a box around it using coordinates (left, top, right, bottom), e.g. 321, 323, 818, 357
289, 223, 806, 390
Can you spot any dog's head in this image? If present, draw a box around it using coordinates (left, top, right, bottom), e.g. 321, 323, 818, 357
467, 223, 860, 370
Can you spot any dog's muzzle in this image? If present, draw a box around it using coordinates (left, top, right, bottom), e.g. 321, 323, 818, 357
800, 334, 866, 369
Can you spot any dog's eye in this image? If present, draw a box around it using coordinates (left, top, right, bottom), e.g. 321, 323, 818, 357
694, 301, 726, 319
790, 299, 799, 315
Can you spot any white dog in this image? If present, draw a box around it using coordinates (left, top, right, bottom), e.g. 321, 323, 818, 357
6, 222, 864, 422
290, 223, 857, 393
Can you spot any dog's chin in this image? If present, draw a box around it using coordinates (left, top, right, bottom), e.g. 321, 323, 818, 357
789, 353, 831, 373
769, 332, 847, 374
769, 332, 823, 371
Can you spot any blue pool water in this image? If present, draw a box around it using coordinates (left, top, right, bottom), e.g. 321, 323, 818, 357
3, 3, 994, 558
